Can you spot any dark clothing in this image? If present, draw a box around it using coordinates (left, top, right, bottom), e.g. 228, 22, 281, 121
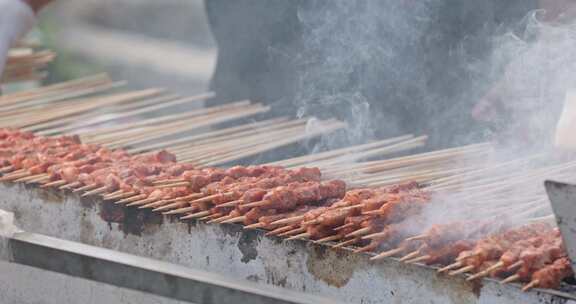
205, 1, 537, 150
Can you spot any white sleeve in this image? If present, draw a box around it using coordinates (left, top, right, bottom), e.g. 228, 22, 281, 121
555, 91, 576, 151
0, 0, 36, 77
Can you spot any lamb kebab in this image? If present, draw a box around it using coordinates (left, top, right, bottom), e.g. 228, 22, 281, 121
522, 257, 573, 291
166, 168, 324, 218
214, 180, 347, 226
136, 165, 292, 211
448, 222, 554, 276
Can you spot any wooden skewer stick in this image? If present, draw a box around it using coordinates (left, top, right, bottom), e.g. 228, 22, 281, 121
300, 219, 320, 226
405, 234, 428, 242
200, 214, 223, 222
127, 198, 158, 207
244, 223, 265, 230
188, 194, 223, 205
370, 247, 405, 261
73, 184, 98, 193
314, 235, 342, 244
59, 181, 81, 190
0, 166, 14, 173
104, 191, 136, 201
139, 200, 166, 209
456, 252, 479, 262
345, 227, 371, 238
522, 280, 540, 292
152, 178, 185, 185
163, 193, 204, 203
206, 215, 233, 224
331, 238, 359, 249
163, 206, 196, 215
116, 194, 147, 204
363, 231, 388, 240
240, 200, 270, 209
155, 182, 190, 189
399, 250, 421, 262
42, 180, 66, 188
406, 255, 431, 264
285, 232, 311, 241
215, 200, 242, 208
0, 172, 30, 181
140, 200, 171, 209
153, 201, 188, 212
507, 261, 523, 271
354, 244, 376, 254
449, 265, 474, 276
205, 216, 227, 224
466, 261, 504, 281
220, 216, 246, 224
438, 262, 462, 273
277, 227, 306, 237
14, 173, 48, 183
82, 186, 109, 197
26, 176, 49, 184
270, 216, 304, 227
103, 190, 123, 198
500, 274, 520, 284
334, 223, 355, 231
2, 169, 26, 176
180, 211, 210, 220
265, 226, 297, 236
15, 175, 42, 183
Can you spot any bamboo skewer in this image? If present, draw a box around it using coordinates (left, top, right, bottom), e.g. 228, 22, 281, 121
370, 247, 406, 261
398, 250, 421, 262
449, 265, 475, 276
277, 227, 306, 238
220, 216, 246, 224
129, 117, 290, 154
466, 261, 504, 281
501, 274, 520, 284
180, 211, 210, 220
267, 135, 416, 167
37, 92, 215, 136
41, 180, 66, 188
244, 223, 265, 230
522, 280, 540, 292
438, 262, 463, 273
285, 232, 311, 241
314, 235, 342, 244
266, 226, 297, 236
331, 238, 359, 249
406, 255, 431, 264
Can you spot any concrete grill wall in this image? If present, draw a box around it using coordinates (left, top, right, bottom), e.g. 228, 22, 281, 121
0, 183, 573, 304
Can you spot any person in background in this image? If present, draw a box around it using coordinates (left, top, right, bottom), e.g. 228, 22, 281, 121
0, 0, 52, 78
0, 0, 573, 151
205, 1, 538, 149
472, 0, 576, 150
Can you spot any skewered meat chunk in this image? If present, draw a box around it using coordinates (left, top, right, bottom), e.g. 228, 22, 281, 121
529, 258, 573, 290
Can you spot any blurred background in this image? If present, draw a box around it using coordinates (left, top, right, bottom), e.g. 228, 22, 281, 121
39, 0, 216, 95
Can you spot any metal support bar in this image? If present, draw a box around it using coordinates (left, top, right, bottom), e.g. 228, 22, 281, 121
545, 180, 576, 275
5, 231, 338, 304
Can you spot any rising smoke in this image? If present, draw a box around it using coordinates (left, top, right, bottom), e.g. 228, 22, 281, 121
294, 2, 576, 233
419, 11, 576, 232
295, 1, 439, 152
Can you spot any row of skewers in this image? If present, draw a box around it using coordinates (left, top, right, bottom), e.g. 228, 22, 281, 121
2, 44, 54, 84
0, 74, 438, 169
0, 126, 571, 293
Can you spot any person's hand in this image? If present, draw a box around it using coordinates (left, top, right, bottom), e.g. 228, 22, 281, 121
0, 0, 37, 81
555, 91, 576, 151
